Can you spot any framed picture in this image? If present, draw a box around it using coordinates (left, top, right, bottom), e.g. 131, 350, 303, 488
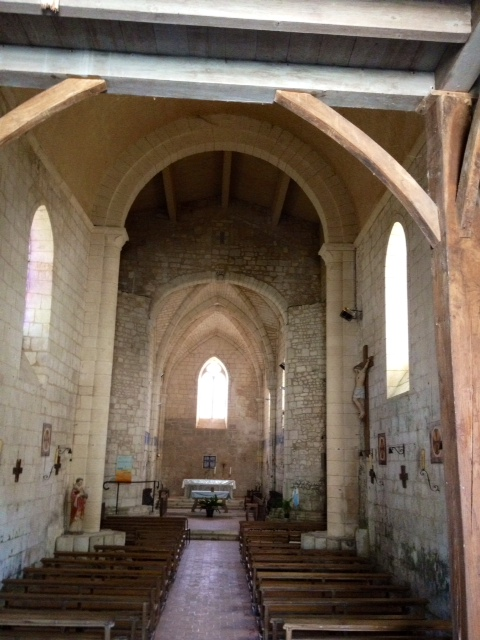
378, 433, 387, 465
430, 424, 444, 463
41, 423, 52, 457
203, 455, 216, 469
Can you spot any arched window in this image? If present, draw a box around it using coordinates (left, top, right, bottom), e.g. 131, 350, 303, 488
23, 206, 54, 367
196, 357, 228, 428
385, 222, 410, 398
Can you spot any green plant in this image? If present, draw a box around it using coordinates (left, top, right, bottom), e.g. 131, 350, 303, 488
199, 495, 221, 512
282, 498, 292, 516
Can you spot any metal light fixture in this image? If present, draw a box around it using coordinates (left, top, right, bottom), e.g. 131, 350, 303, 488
340, 307, 362, 321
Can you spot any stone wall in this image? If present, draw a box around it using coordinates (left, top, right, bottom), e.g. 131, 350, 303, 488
284, 303, 326, 515
0, 97, 92, 580
355, 142, 449, 616
104, 292, 152, 509
119, 203, 323, 308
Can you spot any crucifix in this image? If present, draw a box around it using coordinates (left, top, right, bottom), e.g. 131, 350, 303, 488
353, 345, 374, 451
12, 458, 23, 482
399, 465, 409, 489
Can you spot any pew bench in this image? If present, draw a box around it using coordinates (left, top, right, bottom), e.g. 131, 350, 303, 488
3, 576, 164, 607
261, 598, 429, 640
253, 571, 394, 607
257, 582, 411, 609
0, 593, 149, 640
281, 616, 452, 640
0, 609, 117, 640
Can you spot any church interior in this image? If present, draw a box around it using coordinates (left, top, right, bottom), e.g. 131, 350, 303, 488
0, 1, 479, 638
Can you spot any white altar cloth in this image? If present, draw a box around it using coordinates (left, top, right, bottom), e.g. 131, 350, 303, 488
182, 479, 236, 497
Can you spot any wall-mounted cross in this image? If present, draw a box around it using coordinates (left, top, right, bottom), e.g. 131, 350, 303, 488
399, 465, 409, 488
12, 458, 23, 482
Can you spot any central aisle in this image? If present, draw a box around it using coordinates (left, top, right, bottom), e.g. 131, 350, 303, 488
154, 539, 259, 640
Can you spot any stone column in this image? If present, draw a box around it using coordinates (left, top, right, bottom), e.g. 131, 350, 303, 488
71, 226, 128, 532
319, 243, 359, 538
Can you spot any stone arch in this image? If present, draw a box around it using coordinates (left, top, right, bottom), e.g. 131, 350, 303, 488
92, 115, 357, 244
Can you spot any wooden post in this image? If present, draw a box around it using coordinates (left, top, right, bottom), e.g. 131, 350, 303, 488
275, 89, 479, 637
425, 91, 480, 640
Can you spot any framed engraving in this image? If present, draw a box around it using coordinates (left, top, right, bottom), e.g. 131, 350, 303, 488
430, 424, 444, 464
41, 423, 52, 457
378, 433, 387, 465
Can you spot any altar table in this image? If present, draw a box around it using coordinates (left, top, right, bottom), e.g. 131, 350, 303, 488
190, 490, 230, 513
182, 478, 236, 498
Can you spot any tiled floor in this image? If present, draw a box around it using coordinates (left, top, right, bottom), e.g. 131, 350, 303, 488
154, 509, 259, 639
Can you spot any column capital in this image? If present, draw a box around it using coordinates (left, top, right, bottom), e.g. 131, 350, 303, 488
92, 226, 129, 249
319, 243, 355, 263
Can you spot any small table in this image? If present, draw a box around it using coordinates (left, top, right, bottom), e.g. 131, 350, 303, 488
0, 609, 115, 640
190, 490, 230, 513
182, 478, 236, 498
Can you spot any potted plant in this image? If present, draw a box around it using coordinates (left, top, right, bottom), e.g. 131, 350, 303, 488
199, 494, 221, 517
282, 498, 292, 519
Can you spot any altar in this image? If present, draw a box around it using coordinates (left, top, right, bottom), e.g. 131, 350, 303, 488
182, 478, 236, 498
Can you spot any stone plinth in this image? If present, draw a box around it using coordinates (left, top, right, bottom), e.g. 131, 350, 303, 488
55, 529, 126, 553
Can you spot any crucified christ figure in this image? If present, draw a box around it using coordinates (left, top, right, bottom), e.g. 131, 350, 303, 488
352, 357, 372, 420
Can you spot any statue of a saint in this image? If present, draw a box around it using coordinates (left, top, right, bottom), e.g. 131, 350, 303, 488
352, 357, 372, 420
69, 477, 88, 532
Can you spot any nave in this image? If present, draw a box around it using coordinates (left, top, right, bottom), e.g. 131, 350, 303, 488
154, 539, 258, 640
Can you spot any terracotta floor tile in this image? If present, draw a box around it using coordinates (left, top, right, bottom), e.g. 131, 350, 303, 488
154, 509, 258, 639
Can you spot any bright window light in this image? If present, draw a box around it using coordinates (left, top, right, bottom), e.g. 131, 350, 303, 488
385, 222, 410, 398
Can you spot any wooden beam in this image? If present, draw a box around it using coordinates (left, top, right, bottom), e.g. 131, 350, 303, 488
162, 165, 177, 222
0, 77, 106, 149
0, 45, 434, 111
458, 97, 480, 234
0, 0, 471, 42
275, 90, 441, 246
436, 3, 480, 91
221, 151, 232, 209
271, 172, 290, 227
426, 91, 479, 640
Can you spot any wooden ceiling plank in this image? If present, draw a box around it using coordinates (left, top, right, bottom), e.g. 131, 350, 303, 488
0, 12, 29, 45
435, 11, 480, 92
275, 89, 441, 246
0, 77, 106, 149
153, 24, 189, 56
0, 45, 435, 111
221, 151, 232, 210
271, 171, 290, 227
458, 97, 480, 234
0, 0, 471, 42
162, 165, 177, 222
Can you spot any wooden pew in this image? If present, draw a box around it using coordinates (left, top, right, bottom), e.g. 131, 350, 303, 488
253, 571, 394, 606
257, 581, 411, 609
0, 593, 148, 640
262, 597, 429, 640
282, 616, 453, 640
0, 609, 117, 640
